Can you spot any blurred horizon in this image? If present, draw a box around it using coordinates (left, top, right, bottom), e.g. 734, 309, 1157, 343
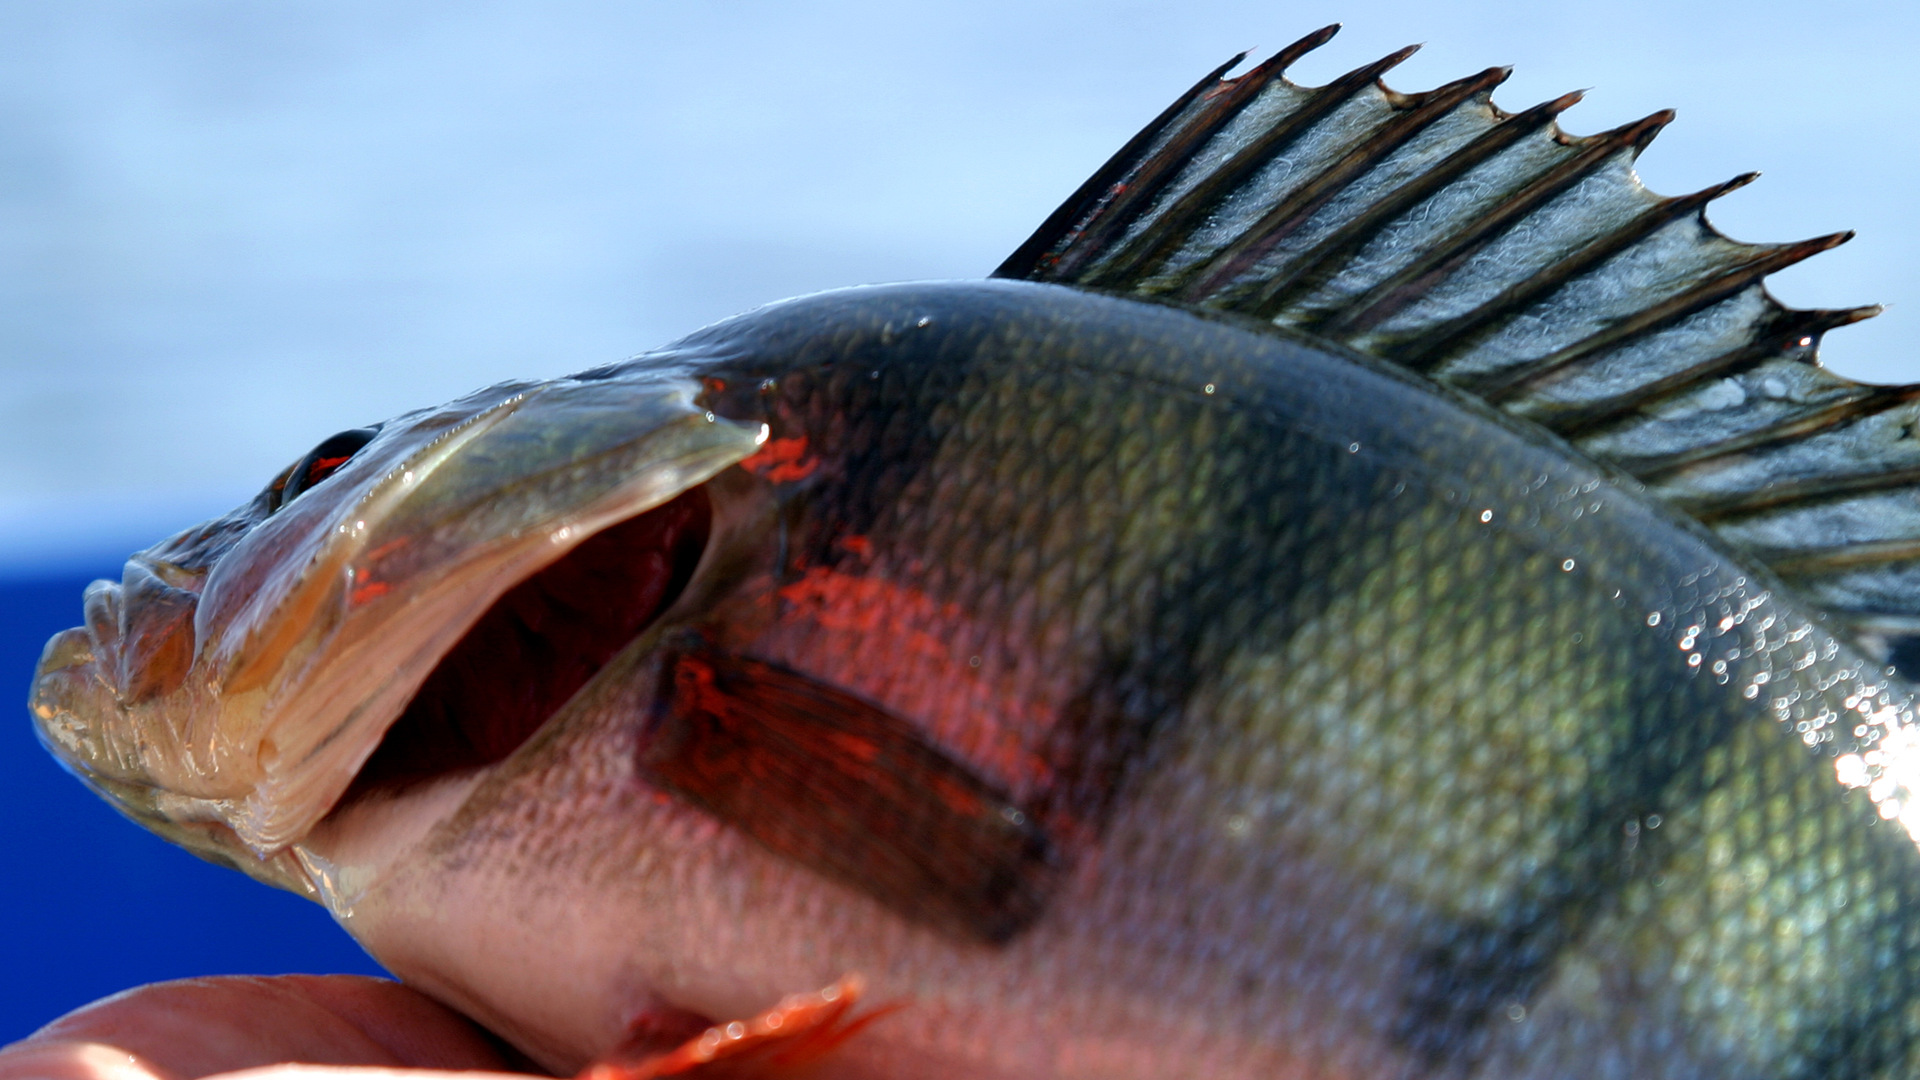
4, 0, 1920, 574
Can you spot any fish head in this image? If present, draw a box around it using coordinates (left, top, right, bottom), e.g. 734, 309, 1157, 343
28, 360, 765, 893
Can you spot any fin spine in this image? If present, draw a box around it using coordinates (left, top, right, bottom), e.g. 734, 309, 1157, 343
1083, 43, 1420, 289
1541, 306, 1880, 437
1624, 363, 1902, 480
1762, 538, 1920, 576
1177, 65, 1513, 302
1390, 172, 1758, 371
993, 51, 1251, 281
1319, 110, 1675, 341
1685, 463, 1920, 522
1246, 89, 1586, 319
1472, 231, 1852, 399
1002, 26, 1339, 283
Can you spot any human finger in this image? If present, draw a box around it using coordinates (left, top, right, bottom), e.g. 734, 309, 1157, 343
0, 975, 532, 1080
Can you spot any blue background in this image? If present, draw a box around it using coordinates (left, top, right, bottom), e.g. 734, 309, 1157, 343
5, 0, 1918, 1047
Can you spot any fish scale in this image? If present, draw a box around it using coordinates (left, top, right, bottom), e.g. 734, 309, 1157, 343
27, 24, 1920, 1080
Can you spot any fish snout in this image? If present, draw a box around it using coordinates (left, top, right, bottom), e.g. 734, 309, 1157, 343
29, 564, 203, 790
29, 365, 769, 875
31, 572, 318, 895
114, 562, 199, 703
29, 620, 125, 778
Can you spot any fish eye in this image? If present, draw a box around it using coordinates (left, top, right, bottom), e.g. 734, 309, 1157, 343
271, 427, 382, 512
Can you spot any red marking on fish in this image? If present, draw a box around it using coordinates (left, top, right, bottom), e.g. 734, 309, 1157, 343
776, 567, 958, 661
350, 580, 390, 605
742, 436, 820, 483
578, 974, 900, 1079
767, 566, 1060, 797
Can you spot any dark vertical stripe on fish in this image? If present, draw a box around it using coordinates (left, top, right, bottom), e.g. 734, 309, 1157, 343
1041, 429, 1420, 837
1391, 605, 1742, 1070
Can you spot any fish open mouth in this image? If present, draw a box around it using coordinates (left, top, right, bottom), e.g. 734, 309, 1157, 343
331, 484, 713, 808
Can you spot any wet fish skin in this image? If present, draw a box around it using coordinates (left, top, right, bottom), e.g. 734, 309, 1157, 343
289, 280, 1920, 1078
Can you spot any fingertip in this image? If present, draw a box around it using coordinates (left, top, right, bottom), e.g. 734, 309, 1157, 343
2, 976, 529, 1080
244, 977, 523, 1073
0, 1040, 178, 1080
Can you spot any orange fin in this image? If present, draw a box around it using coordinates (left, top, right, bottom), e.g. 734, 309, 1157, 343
577, 974, 902, 1080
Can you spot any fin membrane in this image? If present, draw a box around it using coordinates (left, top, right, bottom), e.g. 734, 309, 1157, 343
579, 975, 891, 1080
642, 649, 1053, 943
998, 24, 1920, 665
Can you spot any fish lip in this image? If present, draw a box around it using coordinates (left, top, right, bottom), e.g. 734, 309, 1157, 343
30, 620, 322, 896
30, 364, 768, 872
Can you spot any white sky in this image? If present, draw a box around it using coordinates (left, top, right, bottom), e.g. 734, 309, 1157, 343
2, 0, 1916, 569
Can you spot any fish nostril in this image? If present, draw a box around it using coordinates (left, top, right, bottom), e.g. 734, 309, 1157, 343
118, 564, 199, 703
120, 608, 196, 703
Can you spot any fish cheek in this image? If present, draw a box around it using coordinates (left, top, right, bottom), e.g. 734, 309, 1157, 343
117, 564, 199, 703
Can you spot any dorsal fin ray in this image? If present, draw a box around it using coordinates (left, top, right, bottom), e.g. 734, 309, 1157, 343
995, 24, 1920, 669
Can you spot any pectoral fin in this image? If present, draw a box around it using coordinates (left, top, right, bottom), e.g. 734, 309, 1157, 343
641, 649, 1055, 943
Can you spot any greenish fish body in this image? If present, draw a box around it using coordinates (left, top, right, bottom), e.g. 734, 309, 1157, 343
28, 26, 1920, 1080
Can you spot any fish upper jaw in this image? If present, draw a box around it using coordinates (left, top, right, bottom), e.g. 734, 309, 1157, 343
29, 363, 766, 880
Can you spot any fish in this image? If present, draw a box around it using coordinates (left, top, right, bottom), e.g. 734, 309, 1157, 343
27, 21, 1920, 1079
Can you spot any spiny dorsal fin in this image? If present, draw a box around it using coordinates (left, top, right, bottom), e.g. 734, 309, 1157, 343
996, 24, 1920, 667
